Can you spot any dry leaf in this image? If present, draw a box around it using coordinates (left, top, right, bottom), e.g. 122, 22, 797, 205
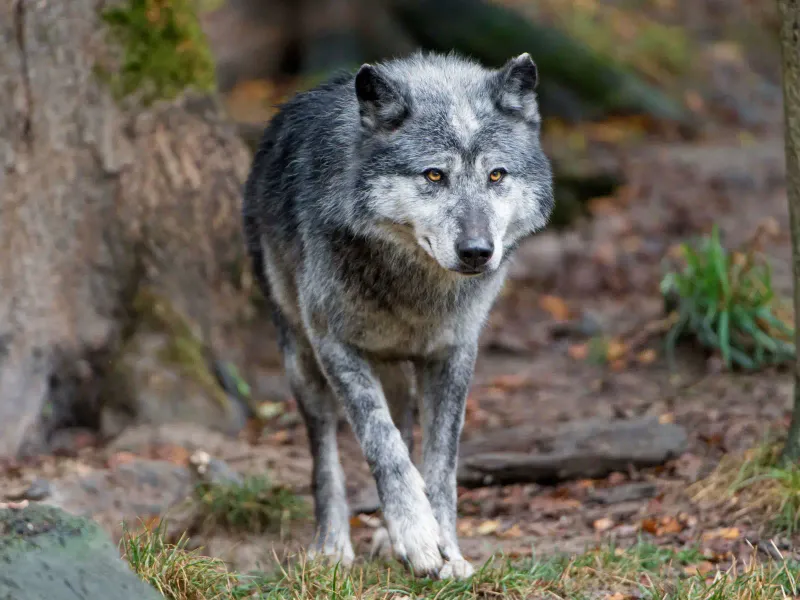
640, 516, 683, 536
499, 524, 523, 539
569, 343, 589, 360
606, 339, 628, 362
609, 358, 627, 372
350, 514, 381, 529
538, 295, 571, 320
458, 519, 476, 537
476, 520, 501, 536
152, 444, 191, 466
593, 517, 615, 532
659, 516, 683, 535
702, 527, 740, 541
658, 413, 675, 424
684, 561, 715, 576
641, 518, 660, 535
637, 349, 657, 365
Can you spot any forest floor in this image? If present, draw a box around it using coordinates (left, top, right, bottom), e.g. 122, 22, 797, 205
2, 0, 799, 597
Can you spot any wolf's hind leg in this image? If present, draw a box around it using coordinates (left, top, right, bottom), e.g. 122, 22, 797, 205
276, 315, 353, 565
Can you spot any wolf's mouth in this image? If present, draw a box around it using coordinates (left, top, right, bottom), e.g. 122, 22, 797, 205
450, 266, 489, 277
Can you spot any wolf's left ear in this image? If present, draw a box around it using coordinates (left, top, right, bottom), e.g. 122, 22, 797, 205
492, 53, 540, 124
355, 64, 410, 132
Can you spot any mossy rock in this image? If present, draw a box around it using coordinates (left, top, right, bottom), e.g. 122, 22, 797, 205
0, 504, 161, 600
99, 0, 216, 105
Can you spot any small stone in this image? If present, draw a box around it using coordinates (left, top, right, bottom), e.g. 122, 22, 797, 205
8, 478, 52, 502
189, 450, 243, 486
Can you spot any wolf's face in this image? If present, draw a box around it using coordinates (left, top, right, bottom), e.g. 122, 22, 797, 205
354, 53, 554, 275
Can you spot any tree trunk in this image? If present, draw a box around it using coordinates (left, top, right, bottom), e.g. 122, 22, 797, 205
0, 0, 253, 457
779, 0, 800, 464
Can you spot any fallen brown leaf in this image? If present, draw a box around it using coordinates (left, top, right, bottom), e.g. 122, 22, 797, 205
593, 517, 615, 532
499, 524, 523, 539
684, 561, 715, 576
538, 294, 571, 321
151, 444, 191, 466
568, 343, 589, 360
637, 349, 657, 365
476, 520, 501, 536
702, 527, 740, 541
606, 339, 628, 362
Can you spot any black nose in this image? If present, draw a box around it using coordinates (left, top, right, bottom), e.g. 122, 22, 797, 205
456, 238, 494, 270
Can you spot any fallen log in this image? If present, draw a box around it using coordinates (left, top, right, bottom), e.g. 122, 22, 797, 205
457, 417, 688, 487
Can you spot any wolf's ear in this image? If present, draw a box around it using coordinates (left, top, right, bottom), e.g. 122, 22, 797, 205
355, 64, 409, 132
492, 53, 540, 124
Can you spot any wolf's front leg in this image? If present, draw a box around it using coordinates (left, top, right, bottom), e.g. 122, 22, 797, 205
312, 335, 445, 577
418, 344, 478, 580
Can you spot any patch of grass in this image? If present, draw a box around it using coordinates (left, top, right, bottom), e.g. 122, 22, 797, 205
100, 0, 215, 104
123, 525, 798, 600
691, 439, 800, 536
660, 225, 794, 370
232, 543, 797, 600
122, 521, 234, 600
195, 475, 308, 534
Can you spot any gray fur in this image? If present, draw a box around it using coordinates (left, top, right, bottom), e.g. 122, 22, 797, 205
243, 51, 553, 579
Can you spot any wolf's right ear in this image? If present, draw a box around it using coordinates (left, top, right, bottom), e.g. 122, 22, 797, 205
355, 64, 409, 132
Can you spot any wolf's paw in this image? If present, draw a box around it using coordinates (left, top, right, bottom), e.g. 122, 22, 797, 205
386, 510, 445, 577
369, 526, 392, 560
438, 557, 474, 580
308, 535, 355, 568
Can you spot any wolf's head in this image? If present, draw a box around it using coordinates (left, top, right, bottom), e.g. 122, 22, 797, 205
353, 52, 554, 276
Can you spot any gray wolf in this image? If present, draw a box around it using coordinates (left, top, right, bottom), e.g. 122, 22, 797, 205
242, 51, 554, 579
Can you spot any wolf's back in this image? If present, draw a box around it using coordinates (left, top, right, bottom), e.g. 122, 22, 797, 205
242, 71, 356, 300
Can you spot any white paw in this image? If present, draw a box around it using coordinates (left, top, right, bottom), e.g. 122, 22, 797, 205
369, 526, 393, 560
386, 508, 445, 577
308, 534, 355, 568
438, 557, 475, 580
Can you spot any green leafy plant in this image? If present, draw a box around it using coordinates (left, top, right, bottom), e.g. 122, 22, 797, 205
660, 225, 794, 370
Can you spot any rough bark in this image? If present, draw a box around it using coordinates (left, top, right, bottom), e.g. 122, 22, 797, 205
0, 0, 253, 457
779, 0, 800, 464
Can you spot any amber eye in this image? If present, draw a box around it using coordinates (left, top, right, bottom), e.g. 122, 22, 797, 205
489, 169, 506, 183
424, 168, 444, 183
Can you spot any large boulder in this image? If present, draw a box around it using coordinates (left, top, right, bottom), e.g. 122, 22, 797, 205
0, 504, 161, 600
